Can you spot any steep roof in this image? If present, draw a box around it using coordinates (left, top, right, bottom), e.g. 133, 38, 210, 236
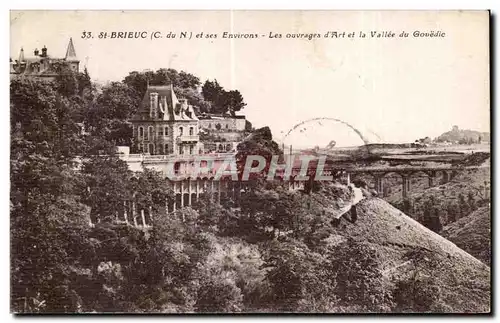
131, 85, 199, 122
65, 38, 78, 61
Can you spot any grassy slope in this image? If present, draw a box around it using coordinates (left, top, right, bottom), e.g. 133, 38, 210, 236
332, 198, 490, 313
441, 206, 491, 266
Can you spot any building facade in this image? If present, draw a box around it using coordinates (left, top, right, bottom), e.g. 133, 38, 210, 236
198, 114, 247, 153
10, 38, 79, 80
130, 85, 248, 156
131, 85, 202, 156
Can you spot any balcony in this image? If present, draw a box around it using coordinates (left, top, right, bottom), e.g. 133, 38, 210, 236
176, 134, 199, 143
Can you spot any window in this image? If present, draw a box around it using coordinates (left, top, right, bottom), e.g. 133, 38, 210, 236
179, 145, 184, 155
164, 143, 169, 154
148, 126, 154, 140
158, 127, 163, 136
148, 143, 155, 155
164, 126, 168, 136
138, 126, 144, 138
158, 145, 163, 155
189, 127, 194, 136
138, 143, 143, 153
216, 123, 221, 130
226, 124, 229, 129
189, 145, 193, 155
179, 127, 183, 136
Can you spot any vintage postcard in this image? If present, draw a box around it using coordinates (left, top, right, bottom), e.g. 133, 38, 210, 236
10, 10, 490, 314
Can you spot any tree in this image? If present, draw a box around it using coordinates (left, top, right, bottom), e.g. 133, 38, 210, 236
402, 198, 412, 215
131, 168, 173, 217
245, 120, 253, 132
177, 70, 201, 89
11, 78, 88, 165
174, 86, 211, 113
393, 249, 443, 312
325, 239, 393, 312
457, 193, 470, 219
421, 202, 433, 231
122, 70, 154, 100
80, 156, 132, 224
225, 90, 247, 115
263, 239, 333, 311
235, 127, 283, 181
202, 79, 224, 106
446, 202, 459, 223
430, 208, 442, 233
10, 82, 92, 311
467, 191, 476, 211
84, 82, 139, 148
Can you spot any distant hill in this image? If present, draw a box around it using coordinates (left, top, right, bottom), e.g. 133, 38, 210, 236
436, 126, 490, 143
441, 205, 491, 266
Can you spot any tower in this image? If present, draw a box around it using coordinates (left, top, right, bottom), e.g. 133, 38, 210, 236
64, 38, 79, 72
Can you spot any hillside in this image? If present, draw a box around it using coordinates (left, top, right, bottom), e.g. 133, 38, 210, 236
441, 205, 491, 266
333, 198, 490, 313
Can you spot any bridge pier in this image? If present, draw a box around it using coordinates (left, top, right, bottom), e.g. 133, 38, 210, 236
441, 171, 449, 184
402, 176, 410, 198
374, 175, 384, 195
346, 172, 351, 185
427, 171, 436, 188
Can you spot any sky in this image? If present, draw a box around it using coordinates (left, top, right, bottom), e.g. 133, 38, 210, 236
10, 10, 490, 147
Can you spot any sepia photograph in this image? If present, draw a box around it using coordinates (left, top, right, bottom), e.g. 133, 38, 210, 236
9, 10, 491, 314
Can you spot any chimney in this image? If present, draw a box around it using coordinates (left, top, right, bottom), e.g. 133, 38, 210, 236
179, 98, 188, 109
159, 96, 167, 119
34, 48, 39, 56
149, 92, 158, 119
41, 46, 47, 57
